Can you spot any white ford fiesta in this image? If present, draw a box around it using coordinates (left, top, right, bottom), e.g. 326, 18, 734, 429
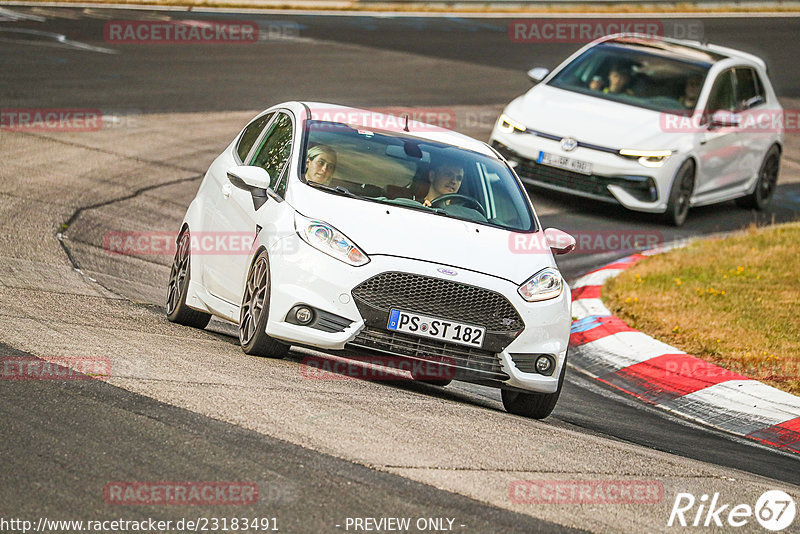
490, 34, 783, 226
166, 102, 576, 418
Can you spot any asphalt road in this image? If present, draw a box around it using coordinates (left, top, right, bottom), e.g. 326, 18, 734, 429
1, 7, 799, 533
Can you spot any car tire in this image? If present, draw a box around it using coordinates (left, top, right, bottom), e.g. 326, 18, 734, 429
736, 145, 780, 210
661, 160, 695, 227
166, 228, 212, 329
239, 250, 289, 358
501, 357, 566, 419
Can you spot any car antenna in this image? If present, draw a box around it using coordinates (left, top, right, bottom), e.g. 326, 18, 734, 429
403, 114, 410, 132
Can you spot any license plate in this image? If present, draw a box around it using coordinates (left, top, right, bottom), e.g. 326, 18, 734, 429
387, 309, 485, 348
537, 151, 592, 175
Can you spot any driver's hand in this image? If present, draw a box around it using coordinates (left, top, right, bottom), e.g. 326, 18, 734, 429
423, 199, 432, 207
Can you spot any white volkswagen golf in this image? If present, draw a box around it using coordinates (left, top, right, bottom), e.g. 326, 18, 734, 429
490, 34, 783, 226
166, 102, 575, 419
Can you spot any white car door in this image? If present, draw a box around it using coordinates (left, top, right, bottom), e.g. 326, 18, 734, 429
206, 112, 295, 305
199, 112, 275, 302
732, 66, 774, 188
694, 69, 749, 198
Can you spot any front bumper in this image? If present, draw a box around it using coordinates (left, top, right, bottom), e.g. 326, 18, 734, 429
491, 128, 679, 213
265, 233, 571, 394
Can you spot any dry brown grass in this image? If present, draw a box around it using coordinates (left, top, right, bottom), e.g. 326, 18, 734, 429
604, 222, 800, 395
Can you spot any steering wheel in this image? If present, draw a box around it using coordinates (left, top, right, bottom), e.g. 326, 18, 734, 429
429, 194, 486, 217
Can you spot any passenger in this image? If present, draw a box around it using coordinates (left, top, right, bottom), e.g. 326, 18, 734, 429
604, 63, 635, 95
423, 159, 464, 207
680, 75, 703, 109
304, 144, 337, 185
589, 75, 604, 91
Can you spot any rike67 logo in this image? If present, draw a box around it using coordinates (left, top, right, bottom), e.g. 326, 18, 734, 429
668, 490, 796, 531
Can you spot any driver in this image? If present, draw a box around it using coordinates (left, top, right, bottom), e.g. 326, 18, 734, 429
423, 159, 464, 207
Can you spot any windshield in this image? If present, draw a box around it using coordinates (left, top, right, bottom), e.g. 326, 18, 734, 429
300, 120, 536, 232
548, 42, 711, 114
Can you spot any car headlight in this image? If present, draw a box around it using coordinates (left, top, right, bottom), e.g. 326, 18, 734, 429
518, 267, 563, 302
619, 149, 673, 168
294, 213, 369, 266
498, 113, 527, 134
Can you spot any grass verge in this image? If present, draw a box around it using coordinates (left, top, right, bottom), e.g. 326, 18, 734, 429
603, 222, 800, 395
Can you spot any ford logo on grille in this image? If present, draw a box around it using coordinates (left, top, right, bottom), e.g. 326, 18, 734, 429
560, 137, 578, 152
437, 267, 458, 276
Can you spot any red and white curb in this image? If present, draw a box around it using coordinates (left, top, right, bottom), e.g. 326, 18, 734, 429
569, 251, 800, 455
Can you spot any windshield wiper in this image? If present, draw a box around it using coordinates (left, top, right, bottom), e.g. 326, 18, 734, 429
307, 182, 360, 198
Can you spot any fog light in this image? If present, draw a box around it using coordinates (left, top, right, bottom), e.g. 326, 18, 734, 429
295, 307, 314, 325
535, 355, 554, 375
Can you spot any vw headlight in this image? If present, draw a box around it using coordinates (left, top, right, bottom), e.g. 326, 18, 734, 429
619, 149, 673, 168
518, 267, 563, 302
498, 113, 527, 134
295, 213, 369, 266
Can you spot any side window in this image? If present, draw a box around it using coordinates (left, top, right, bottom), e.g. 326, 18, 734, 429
236, 113, 273, 162
250, 113, 293, 192
735, 68, 765, 110
706, 70, 735, 113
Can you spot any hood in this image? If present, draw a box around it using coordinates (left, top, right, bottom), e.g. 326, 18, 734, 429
291, 186, 556, 285
510, 85, 678, 150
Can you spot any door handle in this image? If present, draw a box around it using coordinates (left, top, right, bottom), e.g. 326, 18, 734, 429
222, 183, 232, 198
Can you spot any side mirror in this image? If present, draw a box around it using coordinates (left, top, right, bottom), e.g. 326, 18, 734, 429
227, 166, 272, 210
527, 67, 550, 84
709, 110, 740, 129
227, 165, 271, 191
544, 228, 575, 255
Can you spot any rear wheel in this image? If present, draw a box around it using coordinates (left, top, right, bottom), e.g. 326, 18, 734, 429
736, 145, 780, 210
166, 229, 212, 329
661, 160, 695, 227
239, 250, 289, 358
501, 357, 566, 419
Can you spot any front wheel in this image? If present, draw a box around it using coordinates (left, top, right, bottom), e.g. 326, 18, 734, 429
166, 229, 212, 329
501, 357, 566, 419
736, 145, 780, 210
239, 250, 289, 358
661, 160, 695, 227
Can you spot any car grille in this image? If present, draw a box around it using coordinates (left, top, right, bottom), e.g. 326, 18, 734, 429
351, 272, 524, 333
493, 143, 614, 199
348, 327, 509, 381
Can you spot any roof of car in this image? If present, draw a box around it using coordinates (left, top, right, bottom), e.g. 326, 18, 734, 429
299, 102, 496, 157
596, 34, 765, 70
601, 35, 727, 65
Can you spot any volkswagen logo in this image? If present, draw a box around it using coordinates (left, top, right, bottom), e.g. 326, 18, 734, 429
560, 137, 578, 152
437, 267, 457, 276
